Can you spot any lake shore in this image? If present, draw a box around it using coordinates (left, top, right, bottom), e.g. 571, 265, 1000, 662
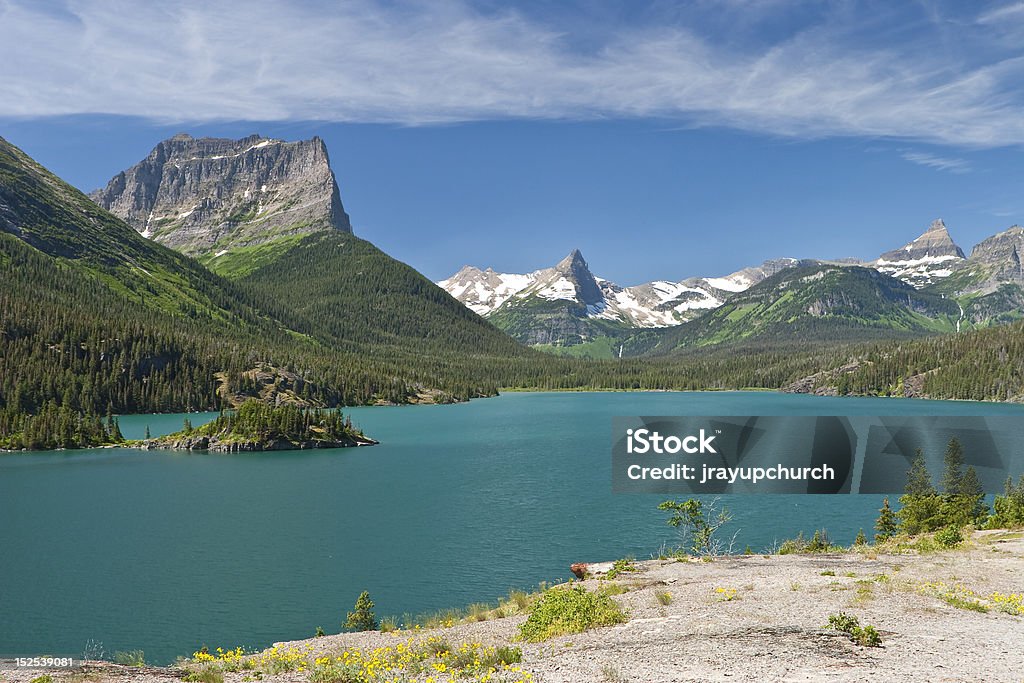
10, 529, 1022, 683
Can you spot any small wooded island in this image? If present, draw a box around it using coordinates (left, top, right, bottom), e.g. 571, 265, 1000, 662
144, 401, 377, 452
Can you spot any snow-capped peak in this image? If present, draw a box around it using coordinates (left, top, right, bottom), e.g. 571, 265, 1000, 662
437, 253, 797, 328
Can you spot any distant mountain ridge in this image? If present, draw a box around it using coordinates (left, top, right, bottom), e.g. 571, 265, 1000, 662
91, 133, 351, 258
439, 251, 800, 327
648, 263, 961, 354
440, 218, 1024, 352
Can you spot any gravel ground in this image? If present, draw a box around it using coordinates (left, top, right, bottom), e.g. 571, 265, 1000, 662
5, 530, 1022, 683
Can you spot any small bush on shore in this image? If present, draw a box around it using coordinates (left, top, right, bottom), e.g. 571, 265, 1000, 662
518, 585, 626, 642
183, 667, 224, 683
827, 612, 882, 647
467, 604, 490, 622
605, 557, 637, 579
779, 529, 841, 554
987, 475, 1024, 529
658, 498, 734, 556
935, 526, 964, 548
113, 650, 145, 666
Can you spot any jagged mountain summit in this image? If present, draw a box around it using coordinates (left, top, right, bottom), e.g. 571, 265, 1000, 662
439, 251, 799, 329
91, 133, 351, 258
873, 219, 966, 287
438, 250, 802, 348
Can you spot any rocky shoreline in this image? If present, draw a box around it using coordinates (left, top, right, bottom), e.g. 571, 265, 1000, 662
141, 433, 378, 452
7, 529, 1022, 683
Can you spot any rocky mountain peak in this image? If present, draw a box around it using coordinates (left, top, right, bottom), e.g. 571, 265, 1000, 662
553, 249, 589, 275
542, 249, 603, 306
965, 225, 1024, 287
882, 218, 965, 260
873, 218, 966, 287
91, 134, 351, 257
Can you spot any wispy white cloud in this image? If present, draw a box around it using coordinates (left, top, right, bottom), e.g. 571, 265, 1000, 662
976, 2, 1024, 24
2, 0, 1024, 147
901, 151, 972, 173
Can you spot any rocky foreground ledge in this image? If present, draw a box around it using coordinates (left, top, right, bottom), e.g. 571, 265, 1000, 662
6, 530, 1022, 683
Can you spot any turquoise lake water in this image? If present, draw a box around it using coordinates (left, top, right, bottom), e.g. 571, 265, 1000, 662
2, 391, 1023, 664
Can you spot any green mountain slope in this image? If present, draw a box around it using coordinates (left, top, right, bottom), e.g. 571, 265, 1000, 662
0, 136, 275, 325
486, 296, 635, 352
647, 264, 962, 354
222, 230, 553, 386
923, 271, 1024, 327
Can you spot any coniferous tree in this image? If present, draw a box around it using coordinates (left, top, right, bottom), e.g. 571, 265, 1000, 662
898, 453, 942, 535
343, 591, 378, 632
941, 438, 965, 495
938, 438, 989, 527
875, 498, 898, 542
989, 475, 1024, 529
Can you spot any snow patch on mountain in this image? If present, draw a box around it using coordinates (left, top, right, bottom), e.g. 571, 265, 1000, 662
438, 251, 794, 328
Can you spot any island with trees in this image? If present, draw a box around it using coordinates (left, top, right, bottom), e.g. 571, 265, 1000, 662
144, 400, 377, 452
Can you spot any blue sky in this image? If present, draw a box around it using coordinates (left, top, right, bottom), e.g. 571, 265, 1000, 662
3, 0, 1024, 284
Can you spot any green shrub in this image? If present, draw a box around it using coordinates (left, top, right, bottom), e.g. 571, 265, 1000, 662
808, 529, 832, 552
658, 498, 732, 556
518, 585, 626, 642
827, 612, 859, 632
779, 529, 838, 554
184, 667, 224, 683
343, 591, 378, 632
605, 557, 637, 579
827, 612, 882, 647
935, 526, 963, 548
988, 475, 1024, 529
30, 676, 53, 683
114, 650, 145, 666
656, 591, 673, 605
477, 646, 522, 669
778, 532, 803, 554
465, 604, 490, 622
854, 624, 882, 647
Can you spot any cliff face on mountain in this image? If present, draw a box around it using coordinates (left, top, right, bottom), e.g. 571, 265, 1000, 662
91, 134, 351, 257
964, 226, 1024, 290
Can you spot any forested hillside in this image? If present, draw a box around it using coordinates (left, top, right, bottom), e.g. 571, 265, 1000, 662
786, 321, 1024, 402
